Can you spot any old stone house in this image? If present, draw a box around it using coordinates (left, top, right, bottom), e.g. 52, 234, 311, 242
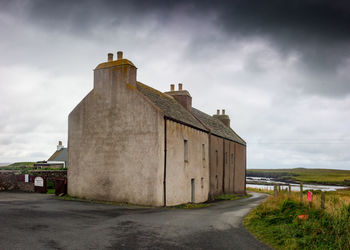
68, 52, 246, 206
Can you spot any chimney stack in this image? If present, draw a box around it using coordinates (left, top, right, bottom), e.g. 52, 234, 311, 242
164, 83, 192, 112
117, 51, 123, 60
108, 53, 113, 62
57, 141, 64, 151
213, 109, 230, 127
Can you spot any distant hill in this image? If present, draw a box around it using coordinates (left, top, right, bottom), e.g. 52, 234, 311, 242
0, 163, 12, 167
0, 162, 35, 169
247, 168, 350, 186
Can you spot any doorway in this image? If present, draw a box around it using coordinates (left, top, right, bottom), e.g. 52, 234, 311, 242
191, 178, 195, 203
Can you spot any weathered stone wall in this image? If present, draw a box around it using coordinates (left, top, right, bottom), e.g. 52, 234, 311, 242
68, 64, 164, 206
234, 142, 246, 194
166, 120, 209, 206
209, 135, 224, 199
209, 135, 246, 199
0, 171, 17, 191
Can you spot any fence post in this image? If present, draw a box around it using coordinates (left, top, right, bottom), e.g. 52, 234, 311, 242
299, 183, 303, 203
274, 185, 277, 198
321, 191, 325, 210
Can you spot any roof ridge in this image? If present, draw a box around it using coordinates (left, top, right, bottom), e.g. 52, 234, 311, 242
136, 82, 207, 131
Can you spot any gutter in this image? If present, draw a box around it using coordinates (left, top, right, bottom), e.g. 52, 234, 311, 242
163, 117, 167, 207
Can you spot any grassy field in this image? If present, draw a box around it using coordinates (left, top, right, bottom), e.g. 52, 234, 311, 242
248, 168, 350, 186
1, 162, 35, 169
244, 188, 350, 249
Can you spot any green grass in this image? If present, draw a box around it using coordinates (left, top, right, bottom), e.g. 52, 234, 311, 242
248, 168, 350, 186
244, 191, 350, 249
57, 193, 251, 209
172, 203, 212, 209
246, 187, 274, 195
46, 189, 55, 194
215, 193, 252, 200
56, 194, 151, 207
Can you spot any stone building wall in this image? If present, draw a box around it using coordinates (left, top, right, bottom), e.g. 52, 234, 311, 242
165, 120, 209, 206
68, 63, 165, 206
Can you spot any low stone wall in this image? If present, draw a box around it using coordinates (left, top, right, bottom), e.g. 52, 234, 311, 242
0, 170, 67, 192
31, 170, 67, 179
0, 171, 17, 191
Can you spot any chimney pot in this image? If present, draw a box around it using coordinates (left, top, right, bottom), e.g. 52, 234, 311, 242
108, 53, 113, 62
170, 84, 175, 91
222, 109, 225, 115
217, 109, 220, 115
178, 83, 183, 91
117, 51, 123, 60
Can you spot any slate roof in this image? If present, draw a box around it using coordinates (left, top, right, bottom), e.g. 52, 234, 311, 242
136, 82, 246, 145
136, 82, 207, 131
48, 148, 68, 163
191, 108, 246, 145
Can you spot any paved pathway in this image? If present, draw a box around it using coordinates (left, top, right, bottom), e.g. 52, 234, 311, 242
0, 191, 270, 249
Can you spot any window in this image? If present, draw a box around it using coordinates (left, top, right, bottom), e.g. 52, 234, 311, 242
202, 144, 205, 160
215, 150, 218, 168
184, 140, 188, 162
201, 177, 204, 189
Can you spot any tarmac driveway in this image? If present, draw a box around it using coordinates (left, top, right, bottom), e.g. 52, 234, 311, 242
0, 191, 269, 250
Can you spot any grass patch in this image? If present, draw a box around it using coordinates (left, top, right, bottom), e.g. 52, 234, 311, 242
172, 203, 212, 209
215, 193, 252, 201
247, 187, 274, 195
56, 194, 151, 207
244, 190, 350, 249
46, 189, 55, 194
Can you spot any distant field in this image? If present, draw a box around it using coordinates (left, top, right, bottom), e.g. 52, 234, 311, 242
247, 168, 350, 186
0, 162, 35, 169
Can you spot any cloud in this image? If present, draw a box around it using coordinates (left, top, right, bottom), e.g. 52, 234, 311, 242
0, 0, 349, 169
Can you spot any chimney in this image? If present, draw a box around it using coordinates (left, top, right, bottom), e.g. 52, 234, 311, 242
57, 141, 64, 151
213, 109, 230, 127
164, 83, 192, 112
117, 51, 123, 60
108, 53, 113, 62
94, 51, 137, 89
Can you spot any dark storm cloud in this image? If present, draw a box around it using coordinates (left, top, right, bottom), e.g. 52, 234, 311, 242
5, 0, 349, 96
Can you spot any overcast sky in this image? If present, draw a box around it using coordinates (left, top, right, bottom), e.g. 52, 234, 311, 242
0, 0, 350, 169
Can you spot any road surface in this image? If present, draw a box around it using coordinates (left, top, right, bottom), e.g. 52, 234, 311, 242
0, 191, 269, 249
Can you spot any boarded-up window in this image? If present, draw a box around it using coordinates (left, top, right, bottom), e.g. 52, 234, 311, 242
184, 140, 188, 162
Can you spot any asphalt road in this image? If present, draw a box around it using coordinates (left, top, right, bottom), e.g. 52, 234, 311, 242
0, 191, 270, 250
